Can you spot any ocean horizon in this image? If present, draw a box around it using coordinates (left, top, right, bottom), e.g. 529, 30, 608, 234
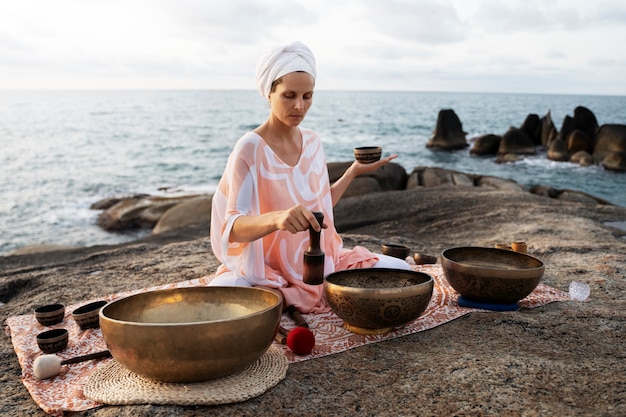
1, 89, 625, 255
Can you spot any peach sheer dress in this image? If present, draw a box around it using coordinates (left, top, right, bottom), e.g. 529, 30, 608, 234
210, 128, 378, 313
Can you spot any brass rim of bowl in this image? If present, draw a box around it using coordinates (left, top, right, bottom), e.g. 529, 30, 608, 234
382, 244, 410, 250
354, 146, 381, 152
37, 328, 68, 341
382, 244, 411, 255
442, 247, 544, 278
35, 304, 65, 316
324, 268, 434, 297
73, 300, 108, 317
100, 287, 283, 326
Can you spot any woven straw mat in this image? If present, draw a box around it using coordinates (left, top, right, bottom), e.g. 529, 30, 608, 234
83, 346, 288, 406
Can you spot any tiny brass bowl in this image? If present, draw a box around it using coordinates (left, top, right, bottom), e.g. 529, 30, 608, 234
382, 244, 411, 260
72, 300, 108, 330
441, 247, 545, 304
37, 328, 68, 353
354, 146, 382, 164
324, 268, 433, 335
413, 253, 438, 265
100, 287, 283, 383
34, 303, 65, 326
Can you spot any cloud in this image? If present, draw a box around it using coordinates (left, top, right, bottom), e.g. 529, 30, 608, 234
360, 0, 468, 44
546, 49, 568, 60
473, 0, 626, 33
473, 1, 582, 33
0, 0, 624, 94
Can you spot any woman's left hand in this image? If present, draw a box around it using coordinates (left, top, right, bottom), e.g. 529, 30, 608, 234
350, 154, 398, 176
330, 154, 399, 206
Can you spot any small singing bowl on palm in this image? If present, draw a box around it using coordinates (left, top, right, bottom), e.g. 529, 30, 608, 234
324, 268, 434, 335
441, 246, 545, 304
72, 300, 108, 330
34, 303, 65, 326
354, 146, 382, 164
37, 328, 69, 353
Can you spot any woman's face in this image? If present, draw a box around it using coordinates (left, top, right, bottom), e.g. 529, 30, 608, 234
268, 71, 314, 127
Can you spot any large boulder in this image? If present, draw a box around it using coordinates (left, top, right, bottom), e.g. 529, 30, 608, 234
328, 161, 407, 197
495, 153, 523, 164
426, 109, 468, 150
406, 167, 474, 189
470, 134, 501, 156
601, 152, 626, 172
540, 111, 558, 147
593, 124, 626, 167
152, 196, 213, 235
547, 138, 569, 162
571, 151, 595, 167
90, 194, 150, 210
529, 185, 611, 204
476, 176, 526, 192
567, 129, 594, 155
96, 195, 202, 231
498, 127, 536, 155
573, 106, 599, 139
520, 113, 542, 145
557, 115, 576, 144
405, 167, 524, 191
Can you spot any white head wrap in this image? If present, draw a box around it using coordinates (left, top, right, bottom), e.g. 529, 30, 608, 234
255, 41, 316, 100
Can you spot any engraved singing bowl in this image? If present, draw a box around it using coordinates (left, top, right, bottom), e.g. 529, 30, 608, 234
100, 286, 282, 383
354, 146, 382, 164
441, 247, 545, 304
324, 268, 434, 335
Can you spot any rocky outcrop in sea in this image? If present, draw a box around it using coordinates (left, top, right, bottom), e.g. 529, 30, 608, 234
429, 106, 626, 172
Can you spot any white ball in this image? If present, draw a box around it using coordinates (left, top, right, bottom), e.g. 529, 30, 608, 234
33, 355, 63, 379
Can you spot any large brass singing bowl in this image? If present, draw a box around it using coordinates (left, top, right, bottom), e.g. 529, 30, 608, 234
441, 247, 545, 304
99, 286, 282, 383
324, 268, 434, 335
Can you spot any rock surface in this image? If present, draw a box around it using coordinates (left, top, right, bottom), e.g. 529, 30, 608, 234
426, 109, 469, 150
2, 180, 626, 416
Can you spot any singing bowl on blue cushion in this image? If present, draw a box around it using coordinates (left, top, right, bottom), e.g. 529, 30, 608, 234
324, 268, 433, 335
441, 246, 545, 304
100, 286, 282, 383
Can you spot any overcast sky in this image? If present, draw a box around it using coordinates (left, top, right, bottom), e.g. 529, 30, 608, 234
1, 0, 625, 95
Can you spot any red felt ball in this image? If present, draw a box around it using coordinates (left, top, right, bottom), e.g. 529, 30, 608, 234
286, 327, 315, 355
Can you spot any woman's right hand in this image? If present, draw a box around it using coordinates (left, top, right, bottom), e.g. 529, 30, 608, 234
276, 205, 323, 234
230, 205, 325, 242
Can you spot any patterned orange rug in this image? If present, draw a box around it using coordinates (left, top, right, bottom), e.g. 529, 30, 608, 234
4, 264, 572, 416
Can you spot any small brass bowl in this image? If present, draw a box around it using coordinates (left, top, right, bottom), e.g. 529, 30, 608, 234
441, 247, 545, 304
34, 303, 65, 326
413, 253, 438, 265
381, 244, 411, 260
324, 268, 433, 335
354, 146, 382, 164
37, 328, 68, 353
100, 287, 282, 383
72, 300, 108, 330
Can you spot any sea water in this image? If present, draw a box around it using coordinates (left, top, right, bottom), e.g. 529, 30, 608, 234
1, 90, 625, 255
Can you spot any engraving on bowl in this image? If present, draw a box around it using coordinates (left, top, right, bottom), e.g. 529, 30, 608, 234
354, 146, 382, 164
34, 303, 65, 326
441, 247, 544, 304
338, 303, 354, 318
381, 303, 401, 320
37, 328, 68, 353
324, 268, 434, 331
326, 292, 432, 328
